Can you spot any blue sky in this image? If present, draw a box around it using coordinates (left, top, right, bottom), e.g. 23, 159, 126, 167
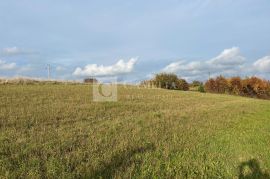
0, 0, 270, 82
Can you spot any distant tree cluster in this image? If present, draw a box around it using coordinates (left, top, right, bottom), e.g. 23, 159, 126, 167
189, 80, 205, 93
142, 74, 270, 99
190, 80, 203, 87
205, 76, 270, 99
141, 73, 189, 91
84, 78, 98, 84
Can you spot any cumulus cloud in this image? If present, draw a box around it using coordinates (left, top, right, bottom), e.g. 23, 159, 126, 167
0, 59, 16, 70
163, 61, 185, 73
253, 56, 270, 73
73, 58, 137, 76
209, 47, 245, 66
162, 47, 246, 81
1, 47, 33, 56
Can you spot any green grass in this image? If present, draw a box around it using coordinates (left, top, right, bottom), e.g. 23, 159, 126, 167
0, 84, 270, 178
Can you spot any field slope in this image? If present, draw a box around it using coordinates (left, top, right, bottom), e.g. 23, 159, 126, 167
1, 84, 270, 178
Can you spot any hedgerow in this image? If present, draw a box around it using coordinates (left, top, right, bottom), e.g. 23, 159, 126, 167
205, 76, 270, 99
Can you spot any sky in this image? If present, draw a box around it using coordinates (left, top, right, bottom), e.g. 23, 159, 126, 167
0, 0, 270, 82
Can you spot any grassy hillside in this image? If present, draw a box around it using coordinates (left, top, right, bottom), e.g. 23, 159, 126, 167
1, 84, 270, 178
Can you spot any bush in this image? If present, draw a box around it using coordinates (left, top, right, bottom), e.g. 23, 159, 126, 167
177, 79, 189, 91
205, 78, 217, 93
190, 80, 203, 87
154, 73, 179, 89
215, 76, 229, 93
228, 77, 242, 95
205, 76, 270, 99
140, 79, 156, 88
242, 77, 270, 98
143, 73, 189, 91
198, 84, 205, 93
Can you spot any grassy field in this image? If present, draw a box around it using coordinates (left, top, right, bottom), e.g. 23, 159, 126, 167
1, 84, 270, 178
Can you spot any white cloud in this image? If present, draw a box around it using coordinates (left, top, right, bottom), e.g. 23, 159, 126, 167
162, 47, 246, 80
209, 47, 245, 66
73, 58, 137, 76
253, 56, 270, 73
163, 61, 185, 73
0, 59, 16, 70
1, 47, 33, 56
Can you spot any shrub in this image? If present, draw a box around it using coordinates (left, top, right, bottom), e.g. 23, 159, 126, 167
228, 77, 242, 95
198, 84, 205, 93
205, 76, 270, 99
215, 76, 229, 93
144, 73, 189, 91
205, 78, 217, 93
154, 73, 179, 89
242, 77, 270, 99
177, 79, 189, 91
140, 80, 156, 88
190, 80, 202, 87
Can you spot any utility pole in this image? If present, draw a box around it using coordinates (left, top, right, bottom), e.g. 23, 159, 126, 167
46, 64, 51, 80
208, 72, 211, 80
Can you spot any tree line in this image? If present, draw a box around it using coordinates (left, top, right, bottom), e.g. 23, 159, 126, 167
141, 73, 270, 99
205, 76, 270, 99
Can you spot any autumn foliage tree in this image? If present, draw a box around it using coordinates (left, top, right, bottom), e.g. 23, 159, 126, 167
205, 76, 270, 99
242, 77, 270, 98
228, 77, 242, 95
177, 79, 189, 91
